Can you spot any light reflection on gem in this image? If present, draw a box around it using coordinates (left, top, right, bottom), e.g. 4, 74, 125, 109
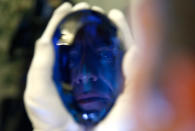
82, 113, 88, 120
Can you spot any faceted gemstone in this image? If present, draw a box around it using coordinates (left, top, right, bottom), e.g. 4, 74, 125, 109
52, 9, 125, 126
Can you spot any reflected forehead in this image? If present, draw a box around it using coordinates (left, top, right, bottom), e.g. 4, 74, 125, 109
69, 44, 115, 53
70, 37, 120, 50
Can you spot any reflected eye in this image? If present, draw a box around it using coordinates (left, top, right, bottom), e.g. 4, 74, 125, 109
98, 51, 115, 63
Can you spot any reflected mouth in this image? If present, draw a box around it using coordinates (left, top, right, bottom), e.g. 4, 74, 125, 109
75, 93, 111, 103
77, 97, 108, 104
75, 94, 112, 111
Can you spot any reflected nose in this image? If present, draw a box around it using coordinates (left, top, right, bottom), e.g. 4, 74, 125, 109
75, 73, 98, 84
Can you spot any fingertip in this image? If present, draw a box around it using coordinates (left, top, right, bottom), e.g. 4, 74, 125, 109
108, 9, 124, 21
92, 6, 105, 14
54, 2, 72, 14
72, 2, 90, 11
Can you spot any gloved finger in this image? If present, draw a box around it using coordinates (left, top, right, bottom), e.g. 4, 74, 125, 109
72, 2, 90, 11
108, 9, 134, 50
24, 2, 83, 129
42, 2, 91, 42
30, 2, 73, 68
41, 2, 72, 42
122, 45, 139, 83
24, 39, 81, 130
91, 6, 105, 14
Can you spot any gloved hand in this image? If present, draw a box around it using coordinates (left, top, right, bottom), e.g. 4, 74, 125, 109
24, 2, 133, 131
94, 11, 137, 131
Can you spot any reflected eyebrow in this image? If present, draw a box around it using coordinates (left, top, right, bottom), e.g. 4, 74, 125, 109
96, 46, 121, 55
96, 47, 115, 52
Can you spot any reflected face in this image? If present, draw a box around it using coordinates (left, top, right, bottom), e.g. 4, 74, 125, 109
69, 29, 124, 113
53, 10, 124, 126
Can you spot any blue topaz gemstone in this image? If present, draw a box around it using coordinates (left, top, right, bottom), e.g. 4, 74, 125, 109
52, 9, 125, 126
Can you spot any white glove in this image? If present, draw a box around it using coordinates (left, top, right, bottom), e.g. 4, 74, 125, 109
24, 2, 133, 131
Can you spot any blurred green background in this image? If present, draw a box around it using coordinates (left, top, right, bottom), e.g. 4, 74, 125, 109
0, 0, 33, 100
